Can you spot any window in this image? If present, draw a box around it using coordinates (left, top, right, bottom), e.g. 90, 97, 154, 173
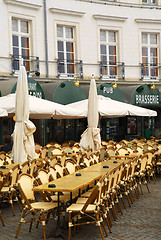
142, 0, 157, 4
141, 33, 159, 79
57, 25, 75, 76
100, 30, 117, 77
12, 18, 30, 72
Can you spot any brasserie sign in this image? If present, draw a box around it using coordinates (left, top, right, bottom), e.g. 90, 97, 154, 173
136, 94, 159, 105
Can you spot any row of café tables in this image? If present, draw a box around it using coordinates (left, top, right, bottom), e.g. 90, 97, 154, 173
32, 154, 138, 238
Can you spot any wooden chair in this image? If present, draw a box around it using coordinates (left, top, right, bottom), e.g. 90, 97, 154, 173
47, 146, 55, 158
0, 151, 6, 161
116, 147, 130, 156
0, 173, 5, 226
15, 173, 57, 240
40, 146, 48, 158
0, 164, 21, 215
20, 161, 30, 174
36, 169, 70, 203
66, 176, 108, 240
99, 147, 107, 162
135, 154, 150, 194
28, 159, 37, 177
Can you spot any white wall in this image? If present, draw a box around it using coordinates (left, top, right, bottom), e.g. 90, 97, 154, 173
1, 0, 161, 81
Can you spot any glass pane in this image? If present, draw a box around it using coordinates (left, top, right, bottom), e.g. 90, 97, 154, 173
57, 41, 64, 51
101, 55, 107, 63
65, 27, 73, 39
142, 47, 148, 56
150, 48, 157, 57
58, 63, 65, 73
21, 37, 29, 48
142, 57, 148, 65
108, 31, 116, 42
100, 31, 106, 42
21, 20, 28, 33
150, 34, 157, 44
66, 42, 74, 52
67, 53, 74, 62
13, 47, 19, 57
100, 45, 106, 54
57, 26, 63, 38
22, 49, 29, 58
12, 18, 18, 32
109, 66, 117, 75
12, 35, 19, 47
109, 56, 116, 65
142, 33, 148, 44
67, 63, 74, 74
58, 52, 64, 60
109, 46, 116, 55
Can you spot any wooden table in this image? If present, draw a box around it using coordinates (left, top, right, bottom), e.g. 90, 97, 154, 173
110, 154, 139, 159
33, 158, 131, 238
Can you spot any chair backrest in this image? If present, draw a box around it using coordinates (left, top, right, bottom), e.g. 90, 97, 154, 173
18, 173, 35, 208
29, 159, 37, 177
47, 146, 55, 158
37, 169, 49, 184
51, 148, 62, 156
81, 175, 105, 213
62, 147, 72, 154
116, 147, 129, 155
48, 156, 57, 167
99, 147, 106, 162
48, 166, 57, 180
158, 144, 161, 151
0, 152, 6, 161
143, 151, 153, 166
82, 157, 90, 168
20, 161, 30, 174
10, 164, 19, 187
0, 158, 4, 165
65, 160, 76, 174
140, 154, 148, 172
72, 146, 80, 154
40, 146, 48, 158
54, 163, 64, 177
35, 143, 42, 151
107, 147, 116, 157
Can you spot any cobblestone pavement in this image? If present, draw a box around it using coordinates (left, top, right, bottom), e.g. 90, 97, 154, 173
0, 176, 161, 240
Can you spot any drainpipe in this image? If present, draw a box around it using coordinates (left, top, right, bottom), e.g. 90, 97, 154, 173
43, 0, 49, 78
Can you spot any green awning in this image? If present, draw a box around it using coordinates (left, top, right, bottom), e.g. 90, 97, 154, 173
97, 83, 125, 102
11, 77, 45, 99
131, 84, 161, 106
53, 80, 86, 104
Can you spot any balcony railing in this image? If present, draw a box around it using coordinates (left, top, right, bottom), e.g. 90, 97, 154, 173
140, 63, 160, 80
56, 59, 83, 79
11, 55, 40, 76
99, 61, 125, 80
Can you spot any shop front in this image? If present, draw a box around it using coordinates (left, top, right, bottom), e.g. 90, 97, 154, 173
44, 80, 87, 144
97, 83, 126, 142
131, 84, 161, 139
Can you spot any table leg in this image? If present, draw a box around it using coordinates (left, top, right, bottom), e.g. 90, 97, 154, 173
52, 192, 64, 239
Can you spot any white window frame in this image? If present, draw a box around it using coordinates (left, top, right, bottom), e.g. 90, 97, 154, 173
142, 0, 157, 5
9, 13, 36, 76
141, 32, 160, 81
11, 17, 31, 75
99, 29, 118, 80
56, 24, 76, 79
